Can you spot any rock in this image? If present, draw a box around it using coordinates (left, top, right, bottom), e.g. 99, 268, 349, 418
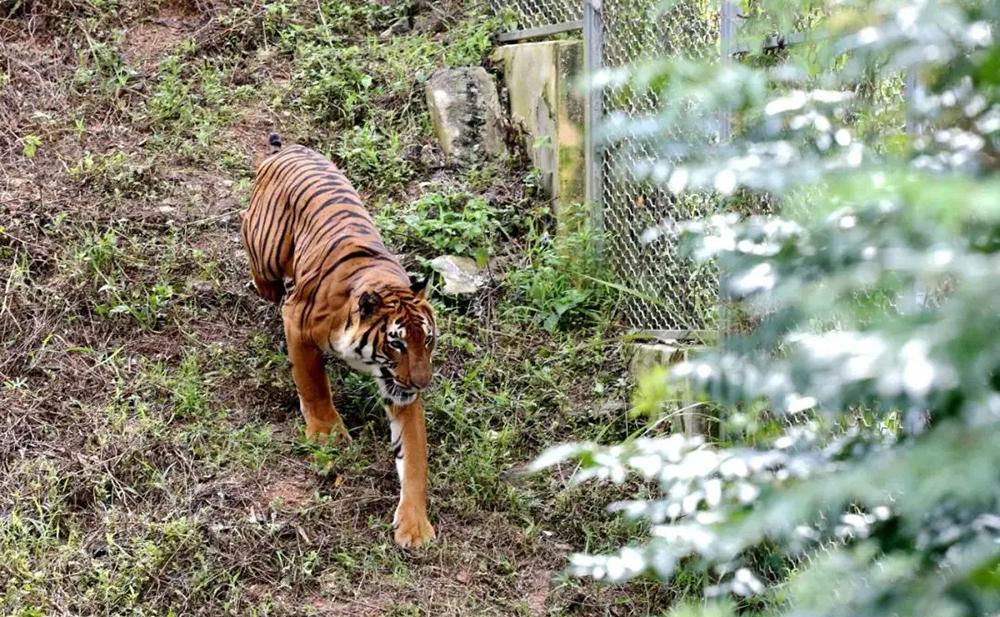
425, 67, 507, 164
595, 399, 628, 417
189, 280, 215, 297
429, 255, 487, 296
403, 144, 423, 165
419, 143, 444, 168
413, 12, 445, 34
380, 16, 411, 39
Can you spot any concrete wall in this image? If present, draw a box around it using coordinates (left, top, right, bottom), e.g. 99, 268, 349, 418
491, 40, 585, 225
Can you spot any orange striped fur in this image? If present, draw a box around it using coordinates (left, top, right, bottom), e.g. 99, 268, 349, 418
240, 135, 436, 546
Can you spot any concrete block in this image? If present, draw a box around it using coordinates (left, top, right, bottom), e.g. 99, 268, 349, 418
629, 342, 687, 377
628, 341, 709, 437
491, 40, 585, 227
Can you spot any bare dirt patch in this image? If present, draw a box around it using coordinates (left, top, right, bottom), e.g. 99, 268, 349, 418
259, 469, 315, 510
123, 2, 203, 72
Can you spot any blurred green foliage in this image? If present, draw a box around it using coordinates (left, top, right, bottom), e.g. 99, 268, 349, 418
536, 1, 1000, 615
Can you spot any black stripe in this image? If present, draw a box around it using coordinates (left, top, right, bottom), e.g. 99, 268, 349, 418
299, 210, 372, 250
295, 235, 367, 328
287, 171, 343, 211
247, 154, 310, 275
354, 314, 388, 354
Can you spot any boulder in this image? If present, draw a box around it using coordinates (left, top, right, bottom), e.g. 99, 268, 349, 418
380, 16, 411, 39
429, 255, 488, 295
425, 67, 507, 163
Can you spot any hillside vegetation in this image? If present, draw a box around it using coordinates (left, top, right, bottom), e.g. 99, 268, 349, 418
0, 1, 692, 615
0, 0, 712, 617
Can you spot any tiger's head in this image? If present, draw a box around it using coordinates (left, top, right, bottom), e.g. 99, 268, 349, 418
352, 278, 437, 405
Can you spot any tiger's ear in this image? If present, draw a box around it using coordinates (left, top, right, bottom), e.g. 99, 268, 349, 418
359, 290, 383, 319
409, 276, 429, 299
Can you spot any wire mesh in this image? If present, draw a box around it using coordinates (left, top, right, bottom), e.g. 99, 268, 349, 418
600, 0, 722, 333
488, 0, 582, 30
495, 0, 724, 333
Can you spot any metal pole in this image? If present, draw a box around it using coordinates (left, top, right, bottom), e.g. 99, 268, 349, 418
496, 20, 583, 43
717, 0, 737, 346
906, 68, 929, 308
584, 0, 605, 257
905, 69, 924, 138
718, 0, 736, 142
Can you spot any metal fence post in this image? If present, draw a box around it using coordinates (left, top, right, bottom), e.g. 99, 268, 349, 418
905, 69, 924, 138
716, 0, 737, 340
584, 0, 605, 257
718, 0, 736, 142
906, 67, 930, 308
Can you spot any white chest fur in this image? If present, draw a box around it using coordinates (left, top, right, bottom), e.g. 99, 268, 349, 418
330, 329, 379, 376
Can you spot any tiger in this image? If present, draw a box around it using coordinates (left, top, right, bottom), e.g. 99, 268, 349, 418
240, 133, 437, 547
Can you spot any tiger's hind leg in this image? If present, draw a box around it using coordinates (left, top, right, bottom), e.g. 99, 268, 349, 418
282, 302, 350, 443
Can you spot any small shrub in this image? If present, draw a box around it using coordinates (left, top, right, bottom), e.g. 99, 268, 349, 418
71, 32, 136, 98
506, 218, 613, 332
96, 282, 175, 330
145, 56, 246, 158
376, 191, 503, 261
73, 229, 121, 282
20, 134, 40, 159
295, 44, 375, 125
335, 122, 411, 194
442, 12, 508, 67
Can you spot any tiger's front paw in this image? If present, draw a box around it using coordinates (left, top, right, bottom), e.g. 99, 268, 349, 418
393, 505, 435, 548
305, 419, 351, 445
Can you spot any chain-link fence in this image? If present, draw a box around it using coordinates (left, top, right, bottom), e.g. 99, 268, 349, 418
492, 0, 733, 336
600, 1, 723, 334
490, 1, 915, 337
488, 0, 581, 31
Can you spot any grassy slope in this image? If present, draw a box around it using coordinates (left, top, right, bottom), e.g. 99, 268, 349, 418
0, 1, 688, 615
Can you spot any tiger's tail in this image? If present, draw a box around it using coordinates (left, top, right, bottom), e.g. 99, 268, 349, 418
268, 132, 283, 154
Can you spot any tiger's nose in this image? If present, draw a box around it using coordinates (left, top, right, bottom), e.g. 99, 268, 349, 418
410, 368, 431, 390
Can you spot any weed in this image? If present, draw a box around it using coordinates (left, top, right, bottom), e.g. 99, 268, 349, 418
302, 434, 369, 478
385, 603, 424, 617
335, 122, 412, 194
145, 56, 248, 160
295, 45, 376, 125
69, 150, 154, 198
73, 228, 121, 282
505, 218, 614, 332
64, 227, 194, 330
71, 30, 136, 98
21, 134, 40, 159
95, 282, 175, 329
377, 190, 505, 261
442, 11, 509, 67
